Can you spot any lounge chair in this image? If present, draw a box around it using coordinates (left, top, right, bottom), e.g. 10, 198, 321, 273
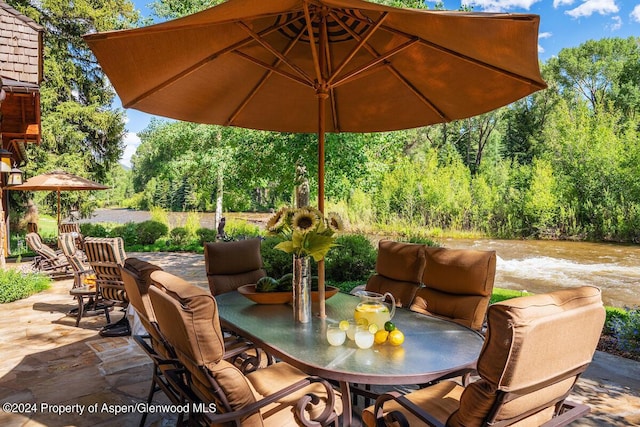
25, 232, 72, 279
148, 270, 342, 426
59, 232, 92, 288
84, 237, 130, 336
363, 286, 605, 427
58, 222, 84, 251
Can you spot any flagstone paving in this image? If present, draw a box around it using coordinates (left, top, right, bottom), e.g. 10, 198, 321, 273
0, 252, 638, 426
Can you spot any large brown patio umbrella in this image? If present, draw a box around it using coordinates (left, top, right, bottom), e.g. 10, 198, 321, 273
7, 170, 109, 228
83, 0, 546, 316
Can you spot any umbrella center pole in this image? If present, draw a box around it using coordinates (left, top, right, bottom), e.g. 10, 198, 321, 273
316, 87, 328, 319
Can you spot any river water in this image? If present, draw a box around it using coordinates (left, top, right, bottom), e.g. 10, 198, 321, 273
83, 209, 640, 308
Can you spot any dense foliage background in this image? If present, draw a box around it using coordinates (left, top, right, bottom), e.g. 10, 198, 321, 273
126, 35, 640, 243
6, 0, 640, 243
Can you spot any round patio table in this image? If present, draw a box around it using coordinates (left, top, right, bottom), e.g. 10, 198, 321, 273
215, 291, 485, 426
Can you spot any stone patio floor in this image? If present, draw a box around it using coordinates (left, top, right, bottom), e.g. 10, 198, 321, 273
0, 252, 639, 426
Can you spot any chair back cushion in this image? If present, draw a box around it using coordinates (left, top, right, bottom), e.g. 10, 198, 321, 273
365, 240, 425, 307
375, 240, 426, 283
121, 258, 163, 323
59, 223, 81, 234
26, 232, 58, 262
84, 237, 128, 301
423, 247, 496, 296
59, 233, 86, 273
204, 238, 266, 295
414, 248, 496, 330
149, 271, 260, 423
449, 286, 605, 426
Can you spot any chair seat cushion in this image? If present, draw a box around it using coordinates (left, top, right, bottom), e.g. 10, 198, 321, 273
362, 381, 463, 427
247, 362, 343, 423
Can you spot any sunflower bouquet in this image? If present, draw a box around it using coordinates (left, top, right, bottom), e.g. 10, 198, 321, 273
267, 206, 344, 261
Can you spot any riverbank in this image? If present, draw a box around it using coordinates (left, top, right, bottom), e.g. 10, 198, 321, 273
81, 209, 640, 308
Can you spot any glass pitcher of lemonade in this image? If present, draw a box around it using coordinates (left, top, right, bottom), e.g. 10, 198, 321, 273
353, 290, 396, 330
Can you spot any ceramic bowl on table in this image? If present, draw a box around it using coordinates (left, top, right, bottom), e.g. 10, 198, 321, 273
237, 284, 339, 304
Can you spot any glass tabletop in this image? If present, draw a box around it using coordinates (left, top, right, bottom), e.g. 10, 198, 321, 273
216, 291, 485, 385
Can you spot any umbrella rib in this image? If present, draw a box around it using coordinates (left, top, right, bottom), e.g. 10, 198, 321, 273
332, 17, 449, 120
331, 38, 418, 88
227, 32, 305, 126
326, 12, 388, 86
232, 51, 311, 88
317, 12, 339, 132
303, 2, 323, 89
236, 21, 314, 86
124, 34, 257, 108
123, 17, 303, 109
381, 24, 547, 89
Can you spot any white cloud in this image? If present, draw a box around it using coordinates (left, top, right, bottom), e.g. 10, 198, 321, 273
608, 15, 622, 30
121, 132, 141, 168
464, 0, 541, 12
538, 32, 552, 53
631, 5, 640, 22
565, 0, 619, 18
553, 0, 575, 7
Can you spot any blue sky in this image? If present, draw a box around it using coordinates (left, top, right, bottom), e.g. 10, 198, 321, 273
120, 0, 640, 166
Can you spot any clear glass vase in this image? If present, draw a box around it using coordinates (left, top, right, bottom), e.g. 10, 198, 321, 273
293, 255, 311, 323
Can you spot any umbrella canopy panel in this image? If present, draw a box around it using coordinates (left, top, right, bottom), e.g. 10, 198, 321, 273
84, 0, 546, 134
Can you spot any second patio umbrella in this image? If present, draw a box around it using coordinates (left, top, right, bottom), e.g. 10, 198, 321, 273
7, 170, 109, 228
84, 0, 547, 316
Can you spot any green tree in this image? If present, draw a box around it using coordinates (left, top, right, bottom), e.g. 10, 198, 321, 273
7, 0, 138, 217
547, 37, 640, 112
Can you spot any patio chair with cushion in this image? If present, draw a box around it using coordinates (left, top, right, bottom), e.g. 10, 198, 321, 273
204, 238, 267, 296
84, 237, 130, 336
25, 232, 72, 279
120, 258, 184, 427
58, 222, 84, 251
410, 247, 496, 331
364, 240, 426, 308
121, 258, 264, 427
148, 270, 342, 426
364, 286, 606, 427
59, 232, 92, 288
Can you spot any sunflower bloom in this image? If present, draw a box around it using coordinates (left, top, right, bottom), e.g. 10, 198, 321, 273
327, 212, 344, 232
292, 209, 317, 234
267, 207, 289, 232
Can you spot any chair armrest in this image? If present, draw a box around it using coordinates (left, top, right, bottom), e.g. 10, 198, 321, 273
203, 375, 338, 426
540, 400, 590, 427
373, 391, 445, 427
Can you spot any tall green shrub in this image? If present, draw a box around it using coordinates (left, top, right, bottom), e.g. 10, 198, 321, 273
136, 220, 169, 245
261, 236, 292, 278
325, 234, 376, 282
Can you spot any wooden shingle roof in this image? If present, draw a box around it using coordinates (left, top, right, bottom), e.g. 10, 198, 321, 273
0, 1, 44, 85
